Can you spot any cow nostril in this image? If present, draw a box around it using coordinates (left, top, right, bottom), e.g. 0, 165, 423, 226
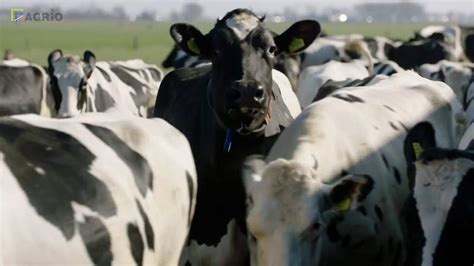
254, 86, 264, 102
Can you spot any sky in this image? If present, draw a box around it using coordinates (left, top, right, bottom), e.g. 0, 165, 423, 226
3, 0, 474, 17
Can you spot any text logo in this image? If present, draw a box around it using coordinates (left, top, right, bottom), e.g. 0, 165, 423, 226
10, 9, 63, 23
11, 8, 25, 23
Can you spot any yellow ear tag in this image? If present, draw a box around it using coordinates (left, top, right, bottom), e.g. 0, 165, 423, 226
413, 142, 423, 160
334, 198, 352, 212
289, 38, 305, 54
187, 38, 200, 54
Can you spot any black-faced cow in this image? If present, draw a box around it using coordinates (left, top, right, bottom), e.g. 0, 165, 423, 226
154, 8, 319, 265
162, 37, 304, 93
0, 59, 55, 116
47, 50, 162, 118
413, 148, 474, 266
0, 112, 197, 265
243, 71, 465, 266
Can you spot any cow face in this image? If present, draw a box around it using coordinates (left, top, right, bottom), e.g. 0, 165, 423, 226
170, 9, 320, 134
47, 50, 95, 117
243, 157, 373, 266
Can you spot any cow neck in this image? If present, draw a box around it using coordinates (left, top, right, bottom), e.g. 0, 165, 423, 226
206, 79, 229, 131
77, 79, 89, 113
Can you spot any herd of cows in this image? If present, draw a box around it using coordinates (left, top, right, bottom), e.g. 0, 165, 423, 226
2, 8, 474, 266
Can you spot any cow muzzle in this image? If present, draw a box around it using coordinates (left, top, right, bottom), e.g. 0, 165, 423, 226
228, 105, 270, 135
227, 82, 266, 107
225, 82, 270, 133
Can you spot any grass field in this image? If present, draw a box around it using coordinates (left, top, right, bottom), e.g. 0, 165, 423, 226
0, 21, 435, 68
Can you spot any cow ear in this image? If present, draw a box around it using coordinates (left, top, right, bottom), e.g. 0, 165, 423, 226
326, 174, 374, 212
170, 23, 208, 57
404, 123, 436, 164
242, 155, 267, 199
274, 20, 320, 55
83, 50, 96, 78
47, 49, 63, 69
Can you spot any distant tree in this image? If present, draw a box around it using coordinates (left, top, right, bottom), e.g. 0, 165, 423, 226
181, 3, 204, 21
169, 10, 180, 21
136, 10, 156, 21
283, 7, 298, 22
355, 2, 426, 23
112, 6, 128, 20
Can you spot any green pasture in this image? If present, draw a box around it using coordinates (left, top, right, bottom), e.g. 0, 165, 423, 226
0, 21, 434, 68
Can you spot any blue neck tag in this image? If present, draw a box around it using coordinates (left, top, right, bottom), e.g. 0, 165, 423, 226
224, 129, 233, 152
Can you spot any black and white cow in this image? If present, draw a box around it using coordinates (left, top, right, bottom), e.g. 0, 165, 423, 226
311, 74, 389, 103
388, 39, 457, 70
459, 124, 474, 150
465, 33, 474, 62
413, 147, 474, 266
414, 25, 465, 61
300, 35, 373, 69
0, 112, 197, 265
373, 60, 404, 76
364, 36, 400, 62
47, 50, 163, 117
0, 59, 55, 116
154, 8, 319, 265
297, 57, 402, 108
243, 71, 465, 266
417, 60, 474, 123
162, 44, 210, 69
297, 60, 370, 108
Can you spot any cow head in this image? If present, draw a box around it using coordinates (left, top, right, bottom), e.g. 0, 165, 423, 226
243, 157, 374, 266
418, 60, 473, 106
170, 9, 320, 134
388, 39, 456, 70
47, 49, 95, 117
465, 34, 474, 62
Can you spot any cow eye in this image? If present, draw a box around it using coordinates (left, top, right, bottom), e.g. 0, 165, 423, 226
267, 46, 277, 55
